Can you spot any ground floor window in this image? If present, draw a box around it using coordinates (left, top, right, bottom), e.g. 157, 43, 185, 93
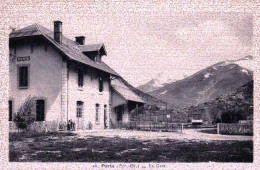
36, 100, 45, 121
104, 105, 107, 120
76, 101, 83, 118
9, 100, 12, 121
96, 104, 100, 122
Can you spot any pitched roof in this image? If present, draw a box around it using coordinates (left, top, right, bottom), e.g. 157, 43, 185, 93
78, 44, 107, 55
111, 79, 144, 103
9, 24, 119, 77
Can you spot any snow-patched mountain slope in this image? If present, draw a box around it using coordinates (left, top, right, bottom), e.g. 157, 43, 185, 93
137, 72, 177, 92
213, 55, 255, 71
138, 56, 254, 94
144, 56, 253, 107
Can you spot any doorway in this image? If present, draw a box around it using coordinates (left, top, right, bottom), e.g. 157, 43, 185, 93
104, 105, 108, 129
76, 101, 84, 130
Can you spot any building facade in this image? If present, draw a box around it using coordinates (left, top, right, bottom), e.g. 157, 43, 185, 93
9, 21, 144, 131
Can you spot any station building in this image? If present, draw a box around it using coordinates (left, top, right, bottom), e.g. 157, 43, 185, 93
9, 21, 144, 131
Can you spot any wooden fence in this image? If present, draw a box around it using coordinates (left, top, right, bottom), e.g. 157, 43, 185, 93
111, 121, 184, 132
217, 123, 253, 135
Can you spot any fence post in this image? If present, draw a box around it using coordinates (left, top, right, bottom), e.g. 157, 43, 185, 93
181, 123, 183, 133
217, 123, 220, 134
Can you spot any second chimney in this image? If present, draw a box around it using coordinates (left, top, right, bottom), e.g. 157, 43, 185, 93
75, 36, 85, 45
54, 21, 62, 43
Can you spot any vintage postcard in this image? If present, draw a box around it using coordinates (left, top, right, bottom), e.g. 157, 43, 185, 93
0, 0, 259, 169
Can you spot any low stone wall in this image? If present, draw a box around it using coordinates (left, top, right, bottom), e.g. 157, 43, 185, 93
9, 121, 58, 132
218, 123, 253, 135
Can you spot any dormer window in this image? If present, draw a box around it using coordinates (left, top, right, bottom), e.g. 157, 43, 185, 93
78, 44, 107, 63
95, 54, 101, 63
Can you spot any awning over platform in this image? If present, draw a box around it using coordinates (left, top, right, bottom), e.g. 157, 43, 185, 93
111, 79, 144, 104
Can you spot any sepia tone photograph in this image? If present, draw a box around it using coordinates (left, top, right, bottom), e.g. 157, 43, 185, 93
2, 0, 258, 167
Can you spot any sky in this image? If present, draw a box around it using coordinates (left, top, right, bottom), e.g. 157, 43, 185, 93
6, 1, 253, 87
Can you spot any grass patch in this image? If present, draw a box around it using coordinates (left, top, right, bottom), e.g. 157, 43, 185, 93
9, 132, 253, 162
9, 132, 76, 142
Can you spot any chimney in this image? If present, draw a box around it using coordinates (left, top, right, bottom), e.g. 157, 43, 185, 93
75, 36, 85, 45
54, 21, 62, 43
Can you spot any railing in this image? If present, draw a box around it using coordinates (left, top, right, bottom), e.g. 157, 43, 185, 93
111, 121, 183, 132
217, 123, 253, 135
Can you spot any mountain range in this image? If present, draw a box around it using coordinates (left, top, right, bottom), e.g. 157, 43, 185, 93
137, 56, 254, 108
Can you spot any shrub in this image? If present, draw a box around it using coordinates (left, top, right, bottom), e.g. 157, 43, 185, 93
221, 110, 247, 123
13, 95, 36, 131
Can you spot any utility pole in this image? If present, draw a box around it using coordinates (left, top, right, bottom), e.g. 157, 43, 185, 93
166, 103, 168, 130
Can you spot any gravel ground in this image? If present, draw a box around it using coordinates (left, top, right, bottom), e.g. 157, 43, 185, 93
74, 128, 252, 141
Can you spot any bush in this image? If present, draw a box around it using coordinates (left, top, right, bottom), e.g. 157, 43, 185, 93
221, 110, 247, 123
215, 118, 222, 124
13, 96, 36, 131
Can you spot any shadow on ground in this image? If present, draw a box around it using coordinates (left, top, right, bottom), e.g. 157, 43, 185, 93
9, 132, 253, 162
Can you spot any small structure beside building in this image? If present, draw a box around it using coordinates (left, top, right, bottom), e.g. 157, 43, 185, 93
110, 79, 144, 128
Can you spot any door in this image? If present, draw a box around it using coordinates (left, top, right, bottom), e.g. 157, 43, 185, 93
76, 101, 84, 130
116, 105, 124, 128
104, 105, 108, 129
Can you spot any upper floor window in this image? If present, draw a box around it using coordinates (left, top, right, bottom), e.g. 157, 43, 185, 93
95, 104, 100, 123
45, 43, 48, 52
18, 66, 29, 88
78, 69, 83, 88
31, 43, 34, 53
14, 44, 16, 55
36, 100, 45, 121
76, 101, 84, 118
98, 73, 104, 92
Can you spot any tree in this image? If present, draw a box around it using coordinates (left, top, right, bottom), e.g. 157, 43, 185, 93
13, 95, 36, 131
221, 111, 234, 123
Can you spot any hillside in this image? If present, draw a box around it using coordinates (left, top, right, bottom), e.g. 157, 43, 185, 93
186, 80, 253, 123
141, 56, 253, 107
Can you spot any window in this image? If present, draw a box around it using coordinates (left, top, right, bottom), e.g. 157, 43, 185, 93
9, 100, 12, 121
14, 44, 16, 54
36, 100, 45, 121
31, 43, 34, 53
96, 104, 100, 122
18, 66, 29, 88
45, 43, 48, 52
104, 105, 107, 119
78, 69, 83, 88
76, 101, 83, 118
98, 73, 103, 92
95, 55, 101, 63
